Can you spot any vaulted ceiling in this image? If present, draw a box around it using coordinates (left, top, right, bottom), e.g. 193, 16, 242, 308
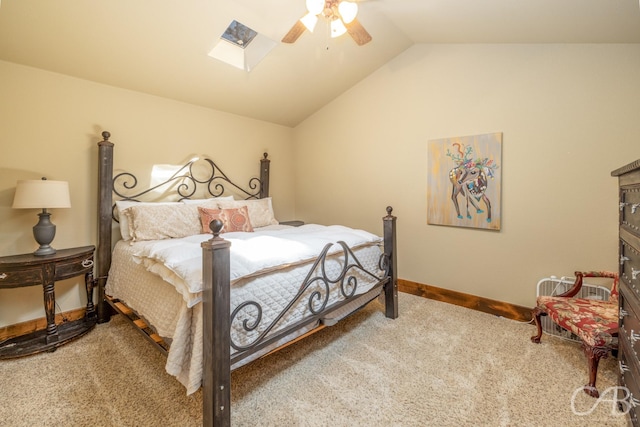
1, 0, 639, 127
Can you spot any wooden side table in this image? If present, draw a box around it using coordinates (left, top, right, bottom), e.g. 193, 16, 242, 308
0, 245, 96, 359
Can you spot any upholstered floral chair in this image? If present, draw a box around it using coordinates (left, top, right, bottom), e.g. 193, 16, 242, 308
531, 271, 619, 398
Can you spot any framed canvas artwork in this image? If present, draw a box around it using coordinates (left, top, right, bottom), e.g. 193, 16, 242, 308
427, 133, 502, 230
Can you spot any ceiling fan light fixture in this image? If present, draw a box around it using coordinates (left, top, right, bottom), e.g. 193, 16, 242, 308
306, 0, 324, 16
300, 12, 318, 32
338, 1, 358, 24
283, 0, 371, 45
330, 18, 347, 38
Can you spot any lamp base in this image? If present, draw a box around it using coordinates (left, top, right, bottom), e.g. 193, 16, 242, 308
33, 211, 57, 256
34, 245, 57, 256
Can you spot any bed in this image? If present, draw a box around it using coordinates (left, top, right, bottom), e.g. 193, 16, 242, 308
94, 131, 398, 426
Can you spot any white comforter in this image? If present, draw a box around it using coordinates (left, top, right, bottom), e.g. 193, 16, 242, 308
131, 224, 382, 308
109, 224, 384, 394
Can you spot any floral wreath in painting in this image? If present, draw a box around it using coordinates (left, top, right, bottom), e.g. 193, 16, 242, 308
446, 143, 499, 223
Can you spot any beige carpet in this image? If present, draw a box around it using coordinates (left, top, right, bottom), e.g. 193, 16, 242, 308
0, 293, 628, 426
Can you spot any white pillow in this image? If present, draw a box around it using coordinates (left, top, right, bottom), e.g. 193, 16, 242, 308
216, 197, 278, 228
122, 203, 202, 242
181, 195, 234, 204
115, 200, 180, 241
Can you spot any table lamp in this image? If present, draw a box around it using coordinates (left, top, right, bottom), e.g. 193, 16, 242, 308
12, 178, 71, 256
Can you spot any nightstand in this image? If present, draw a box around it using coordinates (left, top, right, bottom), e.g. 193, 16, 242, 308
280, 220, 305, 227
0, 245, 96, 359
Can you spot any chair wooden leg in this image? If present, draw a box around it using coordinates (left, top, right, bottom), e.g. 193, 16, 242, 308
582, 343, 610, 398
530, 307, 545, 344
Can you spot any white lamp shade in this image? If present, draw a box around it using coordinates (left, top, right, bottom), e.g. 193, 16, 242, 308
338, 1, 358, 24
12, 179, 71, 209
306, 0, 324, 15
330, 18, 347, 38
300, 12, 319, 32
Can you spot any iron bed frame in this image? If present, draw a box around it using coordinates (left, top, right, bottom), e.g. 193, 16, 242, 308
94, 131, 398, 426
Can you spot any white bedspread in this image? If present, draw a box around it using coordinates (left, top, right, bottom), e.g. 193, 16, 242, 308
131, 224, 382, 308
107, 224, 385, 394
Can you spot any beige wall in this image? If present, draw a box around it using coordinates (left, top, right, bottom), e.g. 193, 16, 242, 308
293, 44, 640, 307
0, 60, 295, 327
2, 43, 639, 327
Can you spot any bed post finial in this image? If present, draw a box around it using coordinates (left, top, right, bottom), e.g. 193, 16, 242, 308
209, 219, 225, 240
101, 131, 111, 141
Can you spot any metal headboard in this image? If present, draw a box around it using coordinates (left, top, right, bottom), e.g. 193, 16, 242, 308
110, 153, 270, 222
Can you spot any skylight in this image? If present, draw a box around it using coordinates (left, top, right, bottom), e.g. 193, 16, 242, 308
208, 20, 276, 72
221, 20, 258, 48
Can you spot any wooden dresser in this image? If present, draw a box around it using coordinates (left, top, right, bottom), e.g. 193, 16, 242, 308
612, 159, 640, 425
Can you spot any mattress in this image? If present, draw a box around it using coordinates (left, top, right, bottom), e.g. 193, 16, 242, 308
105, 224, 385, 394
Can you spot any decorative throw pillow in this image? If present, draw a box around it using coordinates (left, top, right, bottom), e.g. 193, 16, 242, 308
122, 203, 201, 241
198, 206, 254, 234
216, 198, 278, 228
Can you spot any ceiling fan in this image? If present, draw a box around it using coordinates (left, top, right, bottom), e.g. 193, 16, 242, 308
282, 0, 372, 46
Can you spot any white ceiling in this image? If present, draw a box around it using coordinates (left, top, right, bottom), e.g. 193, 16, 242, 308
1, 0, 639, 127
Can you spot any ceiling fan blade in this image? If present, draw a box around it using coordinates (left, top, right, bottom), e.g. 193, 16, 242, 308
345, 18, 372, 46
282, 20, 306, 44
